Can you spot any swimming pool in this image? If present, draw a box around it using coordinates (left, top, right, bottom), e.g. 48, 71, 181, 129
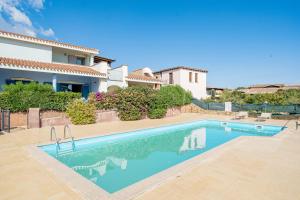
40, 120, 283, 193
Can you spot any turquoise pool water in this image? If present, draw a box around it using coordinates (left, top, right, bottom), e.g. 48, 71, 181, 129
40, 120, 283, 193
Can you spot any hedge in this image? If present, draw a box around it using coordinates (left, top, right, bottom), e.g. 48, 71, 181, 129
0, 82, 81, 112
90, 85, 192, 120
157, 85, 193, 108
115, 86, 155, 120
66, 99, 96, 125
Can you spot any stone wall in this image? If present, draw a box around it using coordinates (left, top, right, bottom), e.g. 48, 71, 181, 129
165, 107, 182, 117
181, 103, 206, 113
10, 103, 208, 129
10, 110, 120, 128
10, 112, 27, 128
95, 110, 119, 123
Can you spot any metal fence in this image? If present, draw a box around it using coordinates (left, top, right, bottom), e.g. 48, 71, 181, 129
192, 99, 300, 114
0, 110, 10, 133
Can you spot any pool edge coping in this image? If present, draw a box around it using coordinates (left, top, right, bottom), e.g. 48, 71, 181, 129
28, 119, 288, 200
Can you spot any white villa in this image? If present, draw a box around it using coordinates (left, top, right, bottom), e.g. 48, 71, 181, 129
107, 66, 162, 92
0, 30, 207, 99
154, 66, 207, 99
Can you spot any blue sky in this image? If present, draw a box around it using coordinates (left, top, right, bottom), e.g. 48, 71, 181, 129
0, 0, 299, 88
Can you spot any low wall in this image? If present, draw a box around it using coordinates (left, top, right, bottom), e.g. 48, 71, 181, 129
11, 104, 205, 129
166, 107, 182, 117
181, 103, 205, 113
95, 110, 119, 123
10, 112, 27, 127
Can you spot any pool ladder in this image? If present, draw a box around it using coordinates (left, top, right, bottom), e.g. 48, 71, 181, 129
50, 125, 76, 156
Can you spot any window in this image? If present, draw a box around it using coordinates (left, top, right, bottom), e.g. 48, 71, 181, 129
189, 72, 192, 83
68, 55, 85, 65
6, 78, 34, 85
195, 73, 198, 83
169, 72, 173, 84
43, 82, 52, 85
76, 57, 85, 65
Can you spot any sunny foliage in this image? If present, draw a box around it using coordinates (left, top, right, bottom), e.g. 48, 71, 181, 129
0, 82, 81, 112
206, 89, 300, 105
89, 85, 192, 120
66, 99, 96, 125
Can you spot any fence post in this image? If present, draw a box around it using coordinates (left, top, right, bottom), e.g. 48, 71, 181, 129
7, 110, 10, 133
27, 108, 41, 129
225, 102, 232, 112
1, 111, 4, 132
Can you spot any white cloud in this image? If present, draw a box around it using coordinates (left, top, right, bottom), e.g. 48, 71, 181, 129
27, 0, 44, 10
0, 0, 54, 38
40, 27, 54, 37
0, 14, 36, 36
6, 5, 32, 26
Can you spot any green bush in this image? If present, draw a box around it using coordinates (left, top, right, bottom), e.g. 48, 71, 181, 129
116, 86, 155, 121
208, 89, 300, 105
148, 108, 167, 119
44, 92, 82, 111
86, 85, 193, 120
66, 99, 96, 125
118, 106, 142, 121
0, 82, 81, 112
89, 92, 118, 110
0, 92, 9, 111
158, 85, 192, 108
147, 92, 167, 119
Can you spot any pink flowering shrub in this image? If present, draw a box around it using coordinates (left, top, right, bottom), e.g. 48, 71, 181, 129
89, 92, 118, 110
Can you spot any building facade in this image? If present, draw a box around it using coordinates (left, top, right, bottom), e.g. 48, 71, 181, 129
0, 30, 207, 99
154, 66, 208, 99
0, 30, 111, 98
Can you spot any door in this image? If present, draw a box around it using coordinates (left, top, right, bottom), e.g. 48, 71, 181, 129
82, 84, 90, 99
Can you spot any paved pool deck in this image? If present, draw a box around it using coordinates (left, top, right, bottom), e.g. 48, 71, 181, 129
0, 113, 299, 200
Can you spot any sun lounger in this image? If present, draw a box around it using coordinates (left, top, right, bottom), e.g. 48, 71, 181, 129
296, 121, 300, 130
234, 111, 248, 120
256, 113, 272, 122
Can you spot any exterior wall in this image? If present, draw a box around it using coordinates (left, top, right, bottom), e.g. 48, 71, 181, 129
0, 68, 104, 93
0, 37, 52, 62
52, 47, 92, 66
107, 65, 128, 88
92, 61, 110, 74
159, 70, 180, 84
178, 69, 207, 99
157, 69, 207, 99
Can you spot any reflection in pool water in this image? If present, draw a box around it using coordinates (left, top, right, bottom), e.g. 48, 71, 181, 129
41, 120, 283, 193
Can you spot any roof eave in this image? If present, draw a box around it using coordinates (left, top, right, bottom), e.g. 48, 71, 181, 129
125, 78, 163, 84
0, 31, 99, 55
0, 64, 106, 78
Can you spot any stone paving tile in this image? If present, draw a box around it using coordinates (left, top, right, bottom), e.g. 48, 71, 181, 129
0, 113, 299, 200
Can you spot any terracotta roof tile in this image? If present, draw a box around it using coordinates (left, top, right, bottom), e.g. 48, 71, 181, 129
126, 74, 163, 83
153, 66, 208, 74
0, 57, 105, 77
0, 30, 99, 54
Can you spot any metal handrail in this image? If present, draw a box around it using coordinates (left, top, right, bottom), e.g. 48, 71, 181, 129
64, 124, 72, 139
50, 126, 58, 141
63, 124, 76, 150
50, 126, 61, 153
